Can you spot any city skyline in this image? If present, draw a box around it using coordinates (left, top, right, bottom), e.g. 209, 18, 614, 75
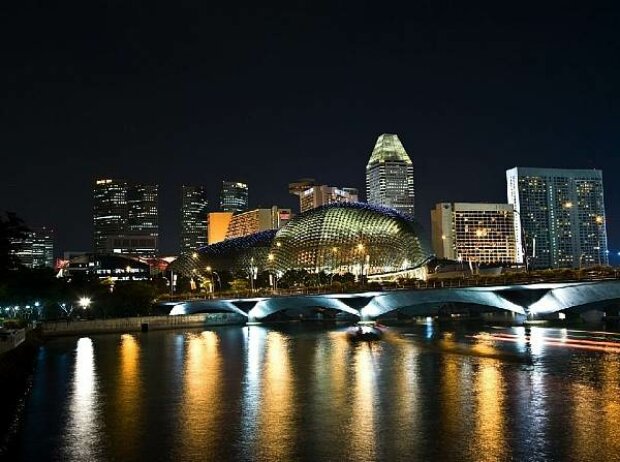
1, 2, 618, 256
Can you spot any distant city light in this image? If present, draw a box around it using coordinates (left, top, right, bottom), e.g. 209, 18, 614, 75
78, 297, 92, 309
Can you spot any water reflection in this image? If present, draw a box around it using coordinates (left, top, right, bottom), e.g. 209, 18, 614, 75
571, 353, 620, 460
178, 331, 222, 459
392, 338, 421, 457
63, 337, 101, 461
241, 325, 266, 454
257, 331, 295, 461
349, 344, 378, 460
13, 324, 620, 462
472, 359, 506, 461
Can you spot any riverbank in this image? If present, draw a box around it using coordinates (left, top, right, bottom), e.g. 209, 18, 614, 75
40, 312, 246, 337
0, 330, 42, 456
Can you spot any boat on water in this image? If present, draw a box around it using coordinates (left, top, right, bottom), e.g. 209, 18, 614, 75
347, 325, 384, 342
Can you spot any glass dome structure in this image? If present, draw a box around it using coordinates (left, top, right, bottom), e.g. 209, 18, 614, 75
269, 202, 431, 275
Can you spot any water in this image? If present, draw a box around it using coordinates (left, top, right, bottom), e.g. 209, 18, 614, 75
7, 323, 620, 461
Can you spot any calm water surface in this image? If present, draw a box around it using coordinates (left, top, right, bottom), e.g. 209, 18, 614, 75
8, 323, 620, 461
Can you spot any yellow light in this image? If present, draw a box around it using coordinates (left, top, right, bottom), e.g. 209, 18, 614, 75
192, 252, 198, 259
564, 201, 573, 209
357, 243, 364, 251
596, 216, 604, 224
206, 266, 212, 272
268, 253, 274, 261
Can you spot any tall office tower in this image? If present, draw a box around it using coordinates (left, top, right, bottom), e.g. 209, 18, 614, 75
180, 185, 209, 254
93, 179, 159, 258
506, 167, 608, 269
431, 203, 518, 264
220, 181, 248, 212
11, 226, 55, 268
366, 133, 415, 216
93, 179, 128, 254
289, 179, 358, 213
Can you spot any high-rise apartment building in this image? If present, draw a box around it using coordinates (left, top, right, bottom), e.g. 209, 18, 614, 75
289, 179, 358, 213
93, 179, 159, 258
431, 203, 518, 264
506, 167, 608, 269
220, 181, 248, 212
180, 185, 209, 254
11, 226, 54, 268
366, 134, 415, 216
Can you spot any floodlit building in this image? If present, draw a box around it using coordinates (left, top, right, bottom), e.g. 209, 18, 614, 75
226, 206, 292, 240
289, 179, 358, 213
60, 253, 151, 281
93, 179, 159, 257
220, 181, 248, 212
172, 203, 432, 279
180, 185, 209, 254
431, 203, 518, 264
506, 167, 608, 268
366, 133, 415, 216
207, 212, 234, 245
11, 226, 54, 268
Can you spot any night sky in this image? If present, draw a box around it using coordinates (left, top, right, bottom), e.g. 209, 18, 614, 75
1, 1, 619, 256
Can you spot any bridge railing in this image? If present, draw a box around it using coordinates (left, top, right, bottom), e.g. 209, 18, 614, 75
157, 271, 620, 303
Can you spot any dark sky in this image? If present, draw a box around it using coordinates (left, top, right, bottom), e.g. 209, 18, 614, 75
1, 1, 619, 256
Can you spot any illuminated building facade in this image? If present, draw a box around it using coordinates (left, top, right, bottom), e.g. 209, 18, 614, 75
60, 253, 151, 281
225, 206, 292, 240
431, 203, 518, 264
180, 185, 209, 254
506, 167, 608, 268
93, 179, 159, 257
207, 212, 234, 244
220, 181, 248, 212
366, 133, 415, 217
289, 179, 358, 213
11, 226, 54, 268
173, 203, 431, 278
271, 203, 430, 276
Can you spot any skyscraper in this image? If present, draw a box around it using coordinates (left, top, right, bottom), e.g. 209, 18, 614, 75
220, 181, 248, 212
11, 226, 54, 268
431, 203, 518, 264
366, 134, 415, 216
506, 167, 608, 269
180, 185, 209, 254
93, 179, 128, 254
93, 179, 159, 257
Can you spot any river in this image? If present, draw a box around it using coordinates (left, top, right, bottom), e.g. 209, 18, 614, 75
6, 322, 620, 461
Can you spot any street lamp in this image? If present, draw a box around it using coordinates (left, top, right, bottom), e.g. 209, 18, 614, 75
78, 297, 91, 309
205, 266, 221, 294
248, 257, 256, 292
595, 215, 605, 266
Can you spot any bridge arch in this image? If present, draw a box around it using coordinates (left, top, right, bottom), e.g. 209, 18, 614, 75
527, 281, 620, 315
360, 289, 526, 320
248, 295, 361, 321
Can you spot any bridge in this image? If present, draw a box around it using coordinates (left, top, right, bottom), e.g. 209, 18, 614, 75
164, 280, 620, 323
